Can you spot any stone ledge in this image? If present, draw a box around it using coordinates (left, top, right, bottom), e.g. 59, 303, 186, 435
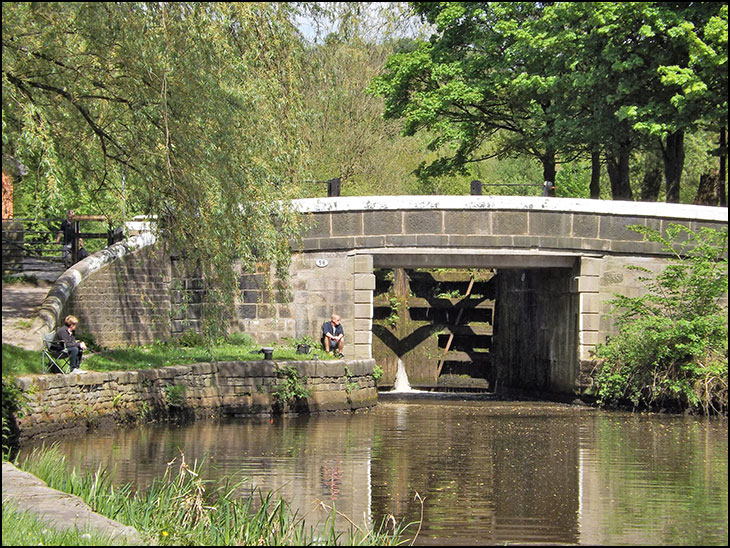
291, 195, 729, 222
2, 461, 143, 544
12, 359, 379, 445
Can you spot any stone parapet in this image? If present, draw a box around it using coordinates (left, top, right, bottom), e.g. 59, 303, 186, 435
294, 196, 727, 258
12, 359, 378, 445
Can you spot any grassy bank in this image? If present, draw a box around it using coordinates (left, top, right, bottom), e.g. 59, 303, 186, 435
5, 446, 413, 545
2, 332, 332, 378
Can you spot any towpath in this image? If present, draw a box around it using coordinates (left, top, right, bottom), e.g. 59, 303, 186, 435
2, 282, 51, 351
2, 461, 143, 544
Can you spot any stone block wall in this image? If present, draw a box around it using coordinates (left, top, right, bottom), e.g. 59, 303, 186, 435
13, 359, 378, 445
66, 245, 172, 347
299, 202, 726, 259
295, 196, 726, 253
234, 252, 375, 360
1, 220, 23, 274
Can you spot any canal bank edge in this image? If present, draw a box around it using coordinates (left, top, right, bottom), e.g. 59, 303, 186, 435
2, 461, 144, 545
9, 359, 378, 445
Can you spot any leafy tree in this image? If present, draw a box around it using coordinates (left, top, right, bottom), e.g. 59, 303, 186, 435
594, 224, 728, 414
370, 2, 571, 185
371, 2, 728, 202
300, 35, 425, 196
298, 2, 438, 196
608, 3, 728, 202
658, 4, 728, 205
3, 2, 307, 338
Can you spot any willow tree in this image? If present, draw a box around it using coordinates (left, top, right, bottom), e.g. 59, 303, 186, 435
2, 2, 307, 338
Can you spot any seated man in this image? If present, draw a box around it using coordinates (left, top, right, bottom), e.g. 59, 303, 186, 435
55, 314, 87, 372
321, 313, 345, 357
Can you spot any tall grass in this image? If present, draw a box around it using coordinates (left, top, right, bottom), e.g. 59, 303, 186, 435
16, 446, 413, 546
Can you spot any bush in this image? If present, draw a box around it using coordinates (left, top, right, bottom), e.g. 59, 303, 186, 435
593, 224, 728, 414
226, 331, 255, 346
272, 366, 311, 411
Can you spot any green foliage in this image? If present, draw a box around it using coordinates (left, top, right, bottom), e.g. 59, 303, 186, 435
272, 365, 311, 409
225, 331, 256, 346
2, 502, 119, 546
2, 274, 42, 286
594, 224, 728, 413
2, 375, 28, 455
385, 296, 401, 328
16, 446, 410, 545
1, 343, 43, 377
371, 2, 728, 198
288, 334, 317, 349
175, 330, 205, 348
3, 2, 308, 339
555, 163, 591, 199
163, 384, 187, 408
372, 364, 384, 384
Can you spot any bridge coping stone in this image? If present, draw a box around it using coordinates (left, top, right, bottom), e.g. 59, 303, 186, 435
292, 195, 728, 222
296, 197, 727, 261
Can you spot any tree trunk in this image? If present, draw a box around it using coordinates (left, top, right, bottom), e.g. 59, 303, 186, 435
661, 131, 684, 203
640, 149, 662, 202
606, 145, 633, 201
541, 148, 556, 188
718, 126, 727, 207
590, 147, 601, 199
694, 171, 719, 205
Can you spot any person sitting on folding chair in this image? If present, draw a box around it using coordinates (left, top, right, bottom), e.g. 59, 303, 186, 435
55, 315, 87, 372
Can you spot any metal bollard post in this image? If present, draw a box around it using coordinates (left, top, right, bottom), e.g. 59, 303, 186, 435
326, 177, 341, 197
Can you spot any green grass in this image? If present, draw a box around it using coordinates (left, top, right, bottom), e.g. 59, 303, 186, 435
2, 501, 124, 546
1, 274, 45, 286
2, 336, 334, 377
10, 446, 414, 546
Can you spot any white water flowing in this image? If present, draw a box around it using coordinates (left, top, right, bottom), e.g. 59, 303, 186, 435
392, 358, 415, 392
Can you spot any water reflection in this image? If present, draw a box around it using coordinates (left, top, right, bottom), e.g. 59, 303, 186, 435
23, 400, 728, 546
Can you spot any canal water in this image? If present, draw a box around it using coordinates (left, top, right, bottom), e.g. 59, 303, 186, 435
23, 397, 728, 545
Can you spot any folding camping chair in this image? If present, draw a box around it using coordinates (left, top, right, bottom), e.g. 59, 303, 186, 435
41, 332, 71, 374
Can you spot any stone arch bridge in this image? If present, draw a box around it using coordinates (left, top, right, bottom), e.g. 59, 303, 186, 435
52, 196, 727, 396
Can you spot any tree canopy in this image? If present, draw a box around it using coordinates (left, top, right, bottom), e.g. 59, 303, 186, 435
3, 2, 308, 336
370, 2, 728, 202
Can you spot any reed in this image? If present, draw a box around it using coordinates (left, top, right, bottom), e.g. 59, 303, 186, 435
16, 446, 413, 546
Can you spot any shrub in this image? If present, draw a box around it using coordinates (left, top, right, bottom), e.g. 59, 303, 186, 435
226, 331, 255, 346
593, 224, 728, 414
176, 330, 205, 347
272, 366, 311, 411
163, 384, 187, 408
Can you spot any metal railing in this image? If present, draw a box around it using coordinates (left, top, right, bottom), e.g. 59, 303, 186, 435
311, 178, 554, 197
2, 216, 123, 277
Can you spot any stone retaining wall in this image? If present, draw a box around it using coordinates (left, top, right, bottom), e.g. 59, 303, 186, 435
13, 359, 377, 445
66, 243, 172, 348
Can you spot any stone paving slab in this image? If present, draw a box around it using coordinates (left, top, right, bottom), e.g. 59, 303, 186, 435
1, 284, 51, 351
2, 461, 143, 545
